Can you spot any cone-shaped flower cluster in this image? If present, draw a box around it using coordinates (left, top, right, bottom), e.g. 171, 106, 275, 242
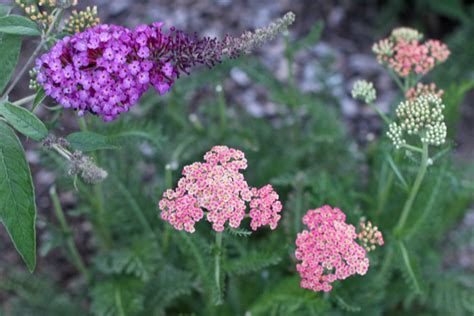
159, 146, 282, 233
36, 13, 295, 121
36, 24, 177, 121
372, 27, 450, 78
295, 206, 373, 292
387, 94, 447, 148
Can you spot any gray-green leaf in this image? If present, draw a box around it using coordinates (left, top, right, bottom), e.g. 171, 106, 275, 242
0, 4, 13, 17
0, 121, 37, 272
0, 101, 48, 141
0, 15, 41, 36
0, 34, 22, 94
67, 131, 120, 152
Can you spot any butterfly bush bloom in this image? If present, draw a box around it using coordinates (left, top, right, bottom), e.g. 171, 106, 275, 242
387, 94, 447, 148
372, 27, 450, 78
36, 13, 295, 121
295, 206, 373, 292
159, 146, 282, 233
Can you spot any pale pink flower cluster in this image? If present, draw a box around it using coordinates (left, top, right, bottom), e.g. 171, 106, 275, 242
295, 205, 369, 292
405, 82, 444, 100
159, 146, 282, 233
372, 27, 450, 78
357, 218, 384, 252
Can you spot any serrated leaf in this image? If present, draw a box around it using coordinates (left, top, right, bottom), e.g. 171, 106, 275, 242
0, 33, 22, 94
0, 101, 48, 141
0, 121, 36, 272
66, 131, 120, 152
0, 15, 41, 36
399, 241, 422, 294
224, 251, 282, 275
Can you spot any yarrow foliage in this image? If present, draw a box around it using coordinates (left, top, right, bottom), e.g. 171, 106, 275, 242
36, 13, 295, 121
295, 206, 375, 292
159, 146, 282, 233
387, 94, 447, 148
372, 27, 450, 77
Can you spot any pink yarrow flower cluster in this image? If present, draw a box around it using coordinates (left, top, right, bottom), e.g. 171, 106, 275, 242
372, 27, 450, 78
405, 82, 444, 100
159, 146, 282, 233
295, 205, 371, 292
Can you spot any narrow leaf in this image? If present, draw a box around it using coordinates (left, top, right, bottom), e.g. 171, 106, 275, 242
32, 87, 46, 110
0, 15, 41, 36
0, 101, 48, 141
0, 121, 36, 272
0, 34, 22, 94
386, 153, 409, 191
66, 131, 120, 152
399, 241, 422, 294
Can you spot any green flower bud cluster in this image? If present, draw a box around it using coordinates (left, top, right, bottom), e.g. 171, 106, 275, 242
351, 80, 377, 104
387, 94, 447, 149
390, 27, 423, 42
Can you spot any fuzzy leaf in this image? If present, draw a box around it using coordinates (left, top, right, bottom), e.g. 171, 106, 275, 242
0, 121, 36, 272
224, 251, 282, 275
0, 33, 22, 94
33, 87, 46, 109
67, 131, 119, 152
0, 101, 48, 141
0, 15, 41, 36
0, 4, 13, 17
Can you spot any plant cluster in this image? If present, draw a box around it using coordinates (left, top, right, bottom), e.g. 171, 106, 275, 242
0, 2, 473, 316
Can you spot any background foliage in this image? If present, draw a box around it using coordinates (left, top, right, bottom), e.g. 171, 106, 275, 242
0, 0, 473, 315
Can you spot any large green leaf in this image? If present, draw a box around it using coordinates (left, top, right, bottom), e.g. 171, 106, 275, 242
0, 121, 36, 272
0, 15, 40, 36
0, 101, 48, 141
66, 131, 119, 152
0, 33, 22, 94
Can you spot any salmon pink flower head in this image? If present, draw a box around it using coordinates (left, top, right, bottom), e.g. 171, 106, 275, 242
372, 27, 450, 78
295, 205, 378, 292
159, 146, 282, 233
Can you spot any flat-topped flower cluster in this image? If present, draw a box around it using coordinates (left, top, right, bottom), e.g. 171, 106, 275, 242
372, 27, 450, 78
159, 146, 282, 233
295, 205, 374, 292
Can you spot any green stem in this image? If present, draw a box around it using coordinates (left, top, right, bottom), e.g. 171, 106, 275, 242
114, 287, 126, 316
77, 117, 111, 248
214, 232, 223, 305
368, 102, 390, 125
2, 9, 63, 98
216, 85, 227, 134
12, 94, 35, 107
394, 143, 429, 236
50, 186, 90, 282
162, 165, 173, 253
400, 144, 424, 153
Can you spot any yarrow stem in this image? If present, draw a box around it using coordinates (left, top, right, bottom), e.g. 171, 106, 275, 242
214, 231, 223, 305
394, 142, 429, 235
49, 185, 90, 282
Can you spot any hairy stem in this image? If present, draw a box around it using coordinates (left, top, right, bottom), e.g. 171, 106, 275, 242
12, 94, 35, 107
50, 186, 90, 282
394, 143, 429, 235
